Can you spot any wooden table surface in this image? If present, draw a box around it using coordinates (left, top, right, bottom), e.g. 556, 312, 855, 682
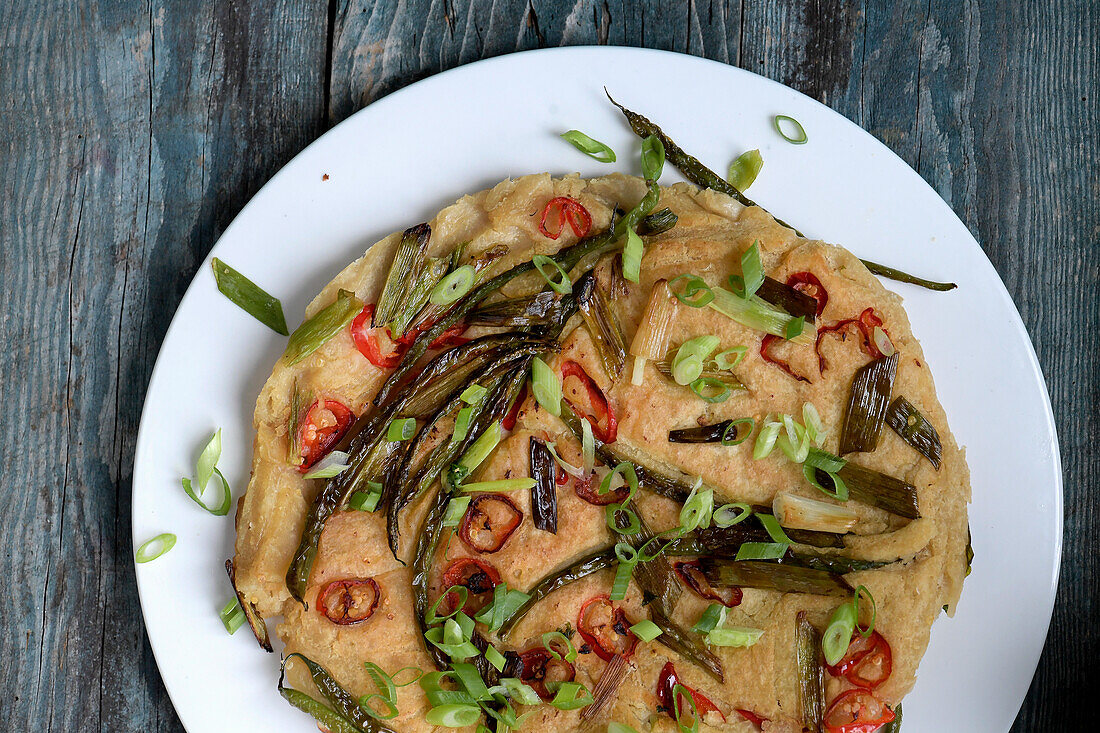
2, 1, 1095, 730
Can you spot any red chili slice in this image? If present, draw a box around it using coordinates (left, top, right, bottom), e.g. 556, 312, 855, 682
515, 647, 576, 701
577, 595, 638, 662
735, 709, 768, 729
826, 631, 893, 689
502, 384, 528, 431
538, 197, 593, 240
317, 578, 380, 625
760, 334, 812, 383
561, 360, 618, 443
573, 472, 629, 506
656, 662, 726, 723
814, 308, 886, 374
351, 304, 404, 368
439, 558, 501, 615
787, 271, 829, 317
824, 688, 896, 733
296, 399, 355, 472
672, 561, 743, 608
457, 494, 523, 553
397, 317, 470, 349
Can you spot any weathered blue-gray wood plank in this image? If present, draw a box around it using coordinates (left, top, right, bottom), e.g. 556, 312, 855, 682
0, 0, 1095, 731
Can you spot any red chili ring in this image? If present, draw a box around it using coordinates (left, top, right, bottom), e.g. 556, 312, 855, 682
538, 197, 593, 240
317, 578, 381, 625
576, 595, 637, 662
561, 360, 618, 443
457, 494, 524, 553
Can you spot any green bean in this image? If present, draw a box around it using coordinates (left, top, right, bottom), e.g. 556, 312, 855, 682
373, 219, 619, 407
860, 260, 956, 291
499, 547, 618, 638
282, 653, 396, 733
606, 93, 959, 292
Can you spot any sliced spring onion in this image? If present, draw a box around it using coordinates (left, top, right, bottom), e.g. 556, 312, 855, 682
629, 279, 678, 385
135, 533, 177, 563
460, 384, 488, 404
672, 353, 703, 385
561, 130, 617, 163
302, 450, 350, 480
689, 378, 730, 403
709, 286, 816, 345
723, 418, 755, 446
777, 415, 812, 463
803, 402, 826, 446
805, 447, 847, 473
854, 584, 877, 637
485, 645, 507, 672
729, 241, 764, 299
772, 492, 858, 534
641, 134, 666, 180
673, 335, 720, 384
460, 478, 536, 493
451, 406, 474, 444
757, 513, 793, 544
727, 149, 763, 191
629, 619, 662, 643
453, 661, 492, 702
622, 229, 644, 283
542, 630, 579, 662
181, 467, 232, 516
713, 503, 752, 528
785, 315, 806, 341
499, 677, 542, 706
531, 357, 562, 417
822, 601, 857, 665
611, 542, 638, 600
804, 463, 849, 501
425, 703, 482, 727
387, 417, 416, 442
774, 114, 808, 144
706, 626, 764, 648
840, 353, 898, 454
430, 265, 477, 306
672, 683, 700, 733
714, 346, 747, 370
669, 274, 715, 307
349, 481, 384, 511
474, 584, 532, 632
886, 396, 943, 469
220, 597, 246, 634
210, 258, 289, 335
532, 254, 572, 294
550, 682, 595, 711
753, 421, 782, 459
581, 419, 595, 475
441, 496, 471, 527
678, 480, 714, 534
544, 442, 584, 477
692, 604, 728, 634
426, 587, 468, 624
283, 288, 364, 366
734, 541, 788, 561
457, 421, 503, 474
195, 428, 222, 491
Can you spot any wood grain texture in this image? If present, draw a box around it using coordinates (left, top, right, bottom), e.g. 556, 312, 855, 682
0, 0, 1095, 731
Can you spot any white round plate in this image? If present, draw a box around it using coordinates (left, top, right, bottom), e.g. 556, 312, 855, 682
133, 47, 1061, 732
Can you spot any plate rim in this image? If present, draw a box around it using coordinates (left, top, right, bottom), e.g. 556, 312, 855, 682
132, 45, 1063, 731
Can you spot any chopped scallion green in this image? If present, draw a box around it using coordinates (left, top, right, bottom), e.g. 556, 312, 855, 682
774, 114, 809, 144
387, 417, 416, 442
622, 229, 644, 283
220, 597, 246, 634
282, 288, 364, 366
460, 478, 536, 493
349, 487, 383, 512
822, 601, 857, 665
629, 619, 662, 642
727, 149, 763, 191
734, 541, 788, 561
641, 134, 666, 180
430, 265, 477, 306
706, 626, 764, 648
531, 357, 562, 417
210, 258, 289, 335
532, 254, 572, 294
561, 130, 617, 163
690, 377, 730, 403
134, 533, 176, 563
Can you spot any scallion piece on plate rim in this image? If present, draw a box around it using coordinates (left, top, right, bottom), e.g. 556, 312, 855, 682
774, 114, 808, 144
561, 130, 617, 163
210, 257, 289, 336
135, 533, 177, 563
